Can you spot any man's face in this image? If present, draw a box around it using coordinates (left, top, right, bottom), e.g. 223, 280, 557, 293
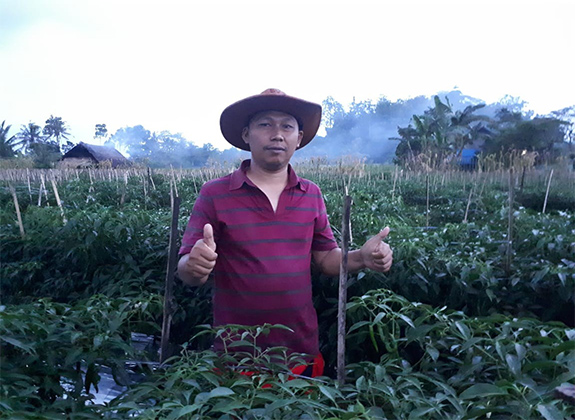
242, 111, 303, 172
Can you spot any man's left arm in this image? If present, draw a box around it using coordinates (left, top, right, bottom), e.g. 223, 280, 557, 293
313, 227, 393, 276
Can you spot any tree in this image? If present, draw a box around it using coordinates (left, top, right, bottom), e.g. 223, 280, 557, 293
106, 125, 152, 158
551, 105, 575, 147
29, 141, 61, 168
43, 116, 70, 151
393, 96, 492, 168
17, 122, 44, 154
483, 117, 566, 160
0, 121, 17, 158
94, 124, 108, 141
321, 97, 345, 131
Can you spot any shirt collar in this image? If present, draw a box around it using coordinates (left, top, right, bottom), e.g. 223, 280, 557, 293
229, 159, 307, 192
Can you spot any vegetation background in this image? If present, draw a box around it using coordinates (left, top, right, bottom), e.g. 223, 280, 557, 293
1, 92, 574, 419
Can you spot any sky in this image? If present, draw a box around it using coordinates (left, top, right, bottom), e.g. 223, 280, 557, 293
1, 0, 574, 151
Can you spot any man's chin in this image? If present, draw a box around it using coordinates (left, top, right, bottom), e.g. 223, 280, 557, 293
261, 159, 288, 172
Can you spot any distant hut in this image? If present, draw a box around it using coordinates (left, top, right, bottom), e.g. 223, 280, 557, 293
60, 142, 130, 168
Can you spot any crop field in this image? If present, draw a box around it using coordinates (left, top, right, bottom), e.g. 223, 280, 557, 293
1, 162, 574, 419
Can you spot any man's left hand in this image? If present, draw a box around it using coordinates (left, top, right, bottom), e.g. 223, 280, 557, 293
360, 227, 393, 272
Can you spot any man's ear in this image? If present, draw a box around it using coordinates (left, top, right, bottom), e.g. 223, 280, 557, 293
241, 127, 249, 145
297, 131, 303, 148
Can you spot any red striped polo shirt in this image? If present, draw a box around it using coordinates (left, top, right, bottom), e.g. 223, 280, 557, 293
179, 160, 338, 358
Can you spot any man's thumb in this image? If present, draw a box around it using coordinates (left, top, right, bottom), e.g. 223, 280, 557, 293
203, 223, 216, 250
377, 226, 390, 241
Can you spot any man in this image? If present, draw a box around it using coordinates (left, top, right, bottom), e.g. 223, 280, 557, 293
177, 88, 393, 377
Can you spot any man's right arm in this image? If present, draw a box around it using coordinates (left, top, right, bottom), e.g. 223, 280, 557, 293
177, 223, 218, 287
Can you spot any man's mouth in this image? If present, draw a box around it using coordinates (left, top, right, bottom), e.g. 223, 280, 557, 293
265, 146, 286, 152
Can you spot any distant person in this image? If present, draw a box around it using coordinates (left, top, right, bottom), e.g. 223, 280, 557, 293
177, 88, 393, 377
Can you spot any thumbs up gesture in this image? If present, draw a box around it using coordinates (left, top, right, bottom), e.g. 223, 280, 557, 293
360, 227, 393, 272
182, 223, 218, 284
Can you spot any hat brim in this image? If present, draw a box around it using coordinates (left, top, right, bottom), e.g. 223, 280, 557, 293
220, 94, 322, 151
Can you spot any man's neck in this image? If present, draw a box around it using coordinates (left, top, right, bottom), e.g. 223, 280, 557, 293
246, 161, 289, 188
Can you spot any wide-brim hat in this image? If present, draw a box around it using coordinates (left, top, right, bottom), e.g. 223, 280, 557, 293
220, 88, 322, 151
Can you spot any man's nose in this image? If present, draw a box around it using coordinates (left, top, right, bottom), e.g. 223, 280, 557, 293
270, 126, 284, 141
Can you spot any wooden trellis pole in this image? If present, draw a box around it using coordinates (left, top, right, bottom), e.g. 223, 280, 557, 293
337, 186, 352, 386
160, 180, 181, 363
542, 169, 554, 214
50, 176, 67, 224
9, 184, 25, 239
505, 168, 514, 273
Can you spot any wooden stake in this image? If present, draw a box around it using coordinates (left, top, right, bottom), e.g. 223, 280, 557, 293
426, 174, 430, 229
9, 184, 25, 239
520, 166, 526, 194
505, 168, 514, 273
463, 184, 474, 223
337, 188, 352, 386
120, 172, 128, 207
50, 177, 67, 224
160, 181, 181, 363
391, 166, 398, 202
26, 169, 32, 203
542, 169, 554, 214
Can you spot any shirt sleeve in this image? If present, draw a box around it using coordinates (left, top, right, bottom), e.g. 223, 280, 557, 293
312, 186, 338, 252
179, 184, 218, 256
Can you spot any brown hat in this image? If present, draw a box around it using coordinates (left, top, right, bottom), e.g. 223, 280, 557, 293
220, 88, 322, 151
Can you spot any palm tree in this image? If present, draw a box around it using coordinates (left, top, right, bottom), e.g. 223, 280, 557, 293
43, 115, 70, 151
17, 122, 44, 154
0, 120, 17, 158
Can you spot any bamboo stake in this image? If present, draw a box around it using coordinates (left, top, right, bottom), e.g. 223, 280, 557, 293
426, 174, 430, 229
463, 184, 474, 223
120, 172, 128, 207
391, 166, 398, 202
50, 177, 67, 224
520, 166, 526, 194
9, 184, 26, 239
39, 174, 49, 206
160, 181, 181, 364
26, 169, 32, 203
505, 168, 514, 273
337, 187, 352, 386
170, 166, 179, 198
542, 169, 554, 214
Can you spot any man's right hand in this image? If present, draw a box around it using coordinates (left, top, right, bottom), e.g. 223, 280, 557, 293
178, 223, 218, 286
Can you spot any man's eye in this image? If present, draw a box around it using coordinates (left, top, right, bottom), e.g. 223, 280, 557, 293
283, 124, 294, 129
258, 122, 270, 127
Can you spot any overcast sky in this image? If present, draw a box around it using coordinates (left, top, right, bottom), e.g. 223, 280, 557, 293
1, 0, 574, 151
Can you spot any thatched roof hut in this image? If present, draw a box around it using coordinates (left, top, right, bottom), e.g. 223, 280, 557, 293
60, 142, 130, 168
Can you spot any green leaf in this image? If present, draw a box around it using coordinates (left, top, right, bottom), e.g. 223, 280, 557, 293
208, 386, 235, 398
373, 312, 386, 324
398, 314, 415, 328
537, 403, 563, 420
454, 321, 470, 340
532, 267, 550, 284
347, 320, 371, 333
505, 354, 521, 376
165, 405, 199, 420
551, 340, 575, 357
459, 383, 508, 399
0, 336, 34, 353
211, 399, 249, 413
426, 345, 440, 362
318, 385, 340, 403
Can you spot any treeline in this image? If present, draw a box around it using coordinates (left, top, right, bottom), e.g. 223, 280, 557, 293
299, 90, 574, 169
2, 90, 573, 169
